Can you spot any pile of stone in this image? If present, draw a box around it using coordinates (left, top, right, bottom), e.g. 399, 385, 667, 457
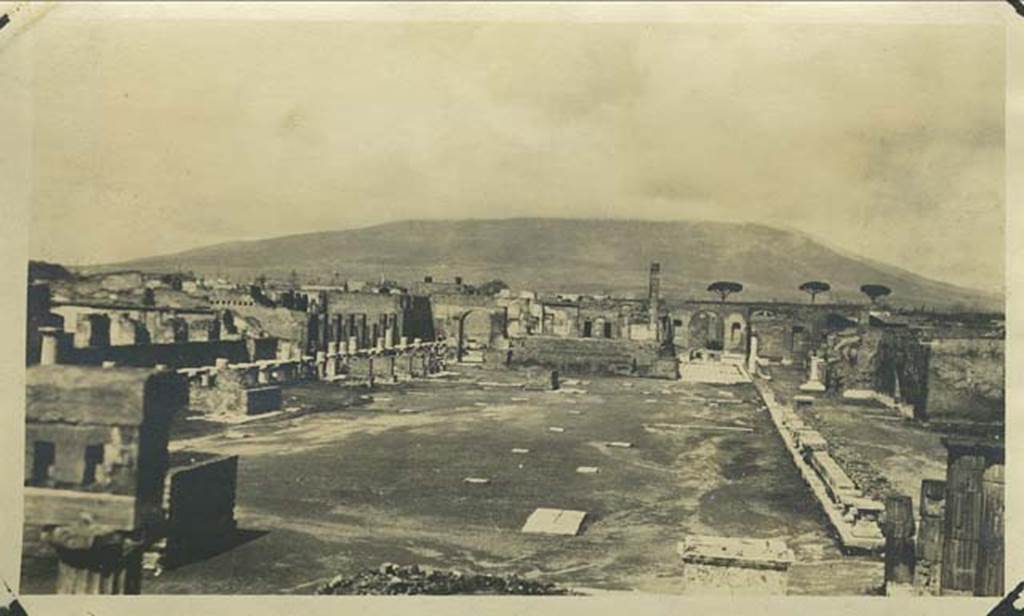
316, 563, 573, 595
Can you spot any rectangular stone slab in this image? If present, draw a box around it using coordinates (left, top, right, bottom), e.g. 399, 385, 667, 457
521, 508, 587, 536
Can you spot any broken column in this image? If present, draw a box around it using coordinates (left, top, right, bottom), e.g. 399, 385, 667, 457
44, 520, 142, 595
326, 341, 339, 376
882, 494, 916, 596
38, 326, 64, 366
914, 479, 946, 595
315, 351, 327, 379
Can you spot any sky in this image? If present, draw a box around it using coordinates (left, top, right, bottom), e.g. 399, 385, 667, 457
2, 4, 1007, 294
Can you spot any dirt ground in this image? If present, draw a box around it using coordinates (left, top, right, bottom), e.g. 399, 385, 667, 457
23, 366, 884, 595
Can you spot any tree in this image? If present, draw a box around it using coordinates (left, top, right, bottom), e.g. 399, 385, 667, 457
799, 281, 831, 304
860, 284, 892, 305
476, 279, 510, 296
707, 281, 743, 302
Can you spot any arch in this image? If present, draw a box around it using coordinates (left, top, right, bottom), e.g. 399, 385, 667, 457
723, 312, 748, 353
455, 308, 507, 362
688, 310, 725, 351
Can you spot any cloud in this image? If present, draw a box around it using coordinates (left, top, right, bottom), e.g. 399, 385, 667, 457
7, 13, 1004, 292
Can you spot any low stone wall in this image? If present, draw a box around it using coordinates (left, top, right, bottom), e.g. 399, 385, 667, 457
754, 379, 885, 552
506, 336, 677, 379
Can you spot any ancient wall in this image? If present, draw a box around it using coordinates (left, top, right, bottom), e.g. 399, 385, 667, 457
62, 339, 276, 369
924, 338, 1004, 424
825, 327, 929, 416
507, 336, 676, 378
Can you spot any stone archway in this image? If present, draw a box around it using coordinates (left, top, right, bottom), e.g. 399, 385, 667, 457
688, 310, 725, 351
456, 308, 506, 362
723, 312, 748, 353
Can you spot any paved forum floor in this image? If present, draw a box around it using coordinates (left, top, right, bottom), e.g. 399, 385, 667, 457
24, 366, 885, 595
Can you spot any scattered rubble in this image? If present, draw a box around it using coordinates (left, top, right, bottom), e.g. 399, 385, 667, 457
316, 563, 573, 595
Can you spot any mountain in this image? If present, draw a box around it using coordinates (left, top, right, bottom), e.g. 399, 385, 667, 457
93, 218, 1002, 311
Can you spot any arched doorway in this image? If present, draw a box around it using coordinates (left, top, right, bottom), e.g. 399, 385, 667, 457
723, 312, 748, 353
456, 309, 505, 362
688, 311, 725, 351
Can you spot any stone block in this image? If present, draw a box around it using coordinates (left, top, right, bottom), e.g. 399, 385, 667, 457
242, 386, 282, 415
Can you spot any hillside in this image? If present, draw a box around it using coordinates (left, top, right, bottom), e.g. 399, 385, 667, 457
94, 219, 1001, 311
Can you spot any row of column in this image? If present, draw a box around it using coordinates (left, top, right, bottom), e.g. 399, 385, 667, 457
307, 312, 403, 355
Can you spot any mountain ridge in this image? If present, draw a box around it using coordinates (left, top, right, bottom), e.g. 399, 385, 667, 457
90, 218, 1002, 311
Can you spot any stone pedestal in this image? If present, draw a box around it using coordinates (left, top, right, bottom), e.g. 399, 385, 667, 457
39, 326, 63, 366
799, 355, 826, 392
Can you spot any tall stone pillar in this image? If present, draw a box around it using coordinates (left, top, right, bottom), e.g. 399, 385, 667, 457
331, 314, 343, 344
648, 262, 661, 342
940, 438, 1005, 597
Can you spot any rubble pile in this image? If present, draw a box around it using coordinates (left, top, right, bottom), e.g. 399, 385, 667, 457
315, 563, 573, 595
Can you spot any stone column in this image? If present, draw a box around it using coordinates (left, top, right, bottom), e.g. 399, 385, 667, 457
348, 336, 358, 354
215, 357, 230, 371
747, 334, 759, 374
39, 326, 63, 366
45, 522, 142, 595
315, 351, 327, 379
326, 341, 339, 376
915, 479, 946, 595
940, 438, 1004, 597
883, 494, 916, 596
257, 363, 271, 385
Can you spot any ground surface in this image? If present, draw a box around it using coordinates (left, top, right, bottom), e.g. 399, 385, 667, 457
22, 366, 885, 595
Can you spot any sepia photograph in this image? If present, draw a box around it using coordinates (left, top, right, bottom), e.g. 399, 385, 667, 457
0, 0, 1016, 606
